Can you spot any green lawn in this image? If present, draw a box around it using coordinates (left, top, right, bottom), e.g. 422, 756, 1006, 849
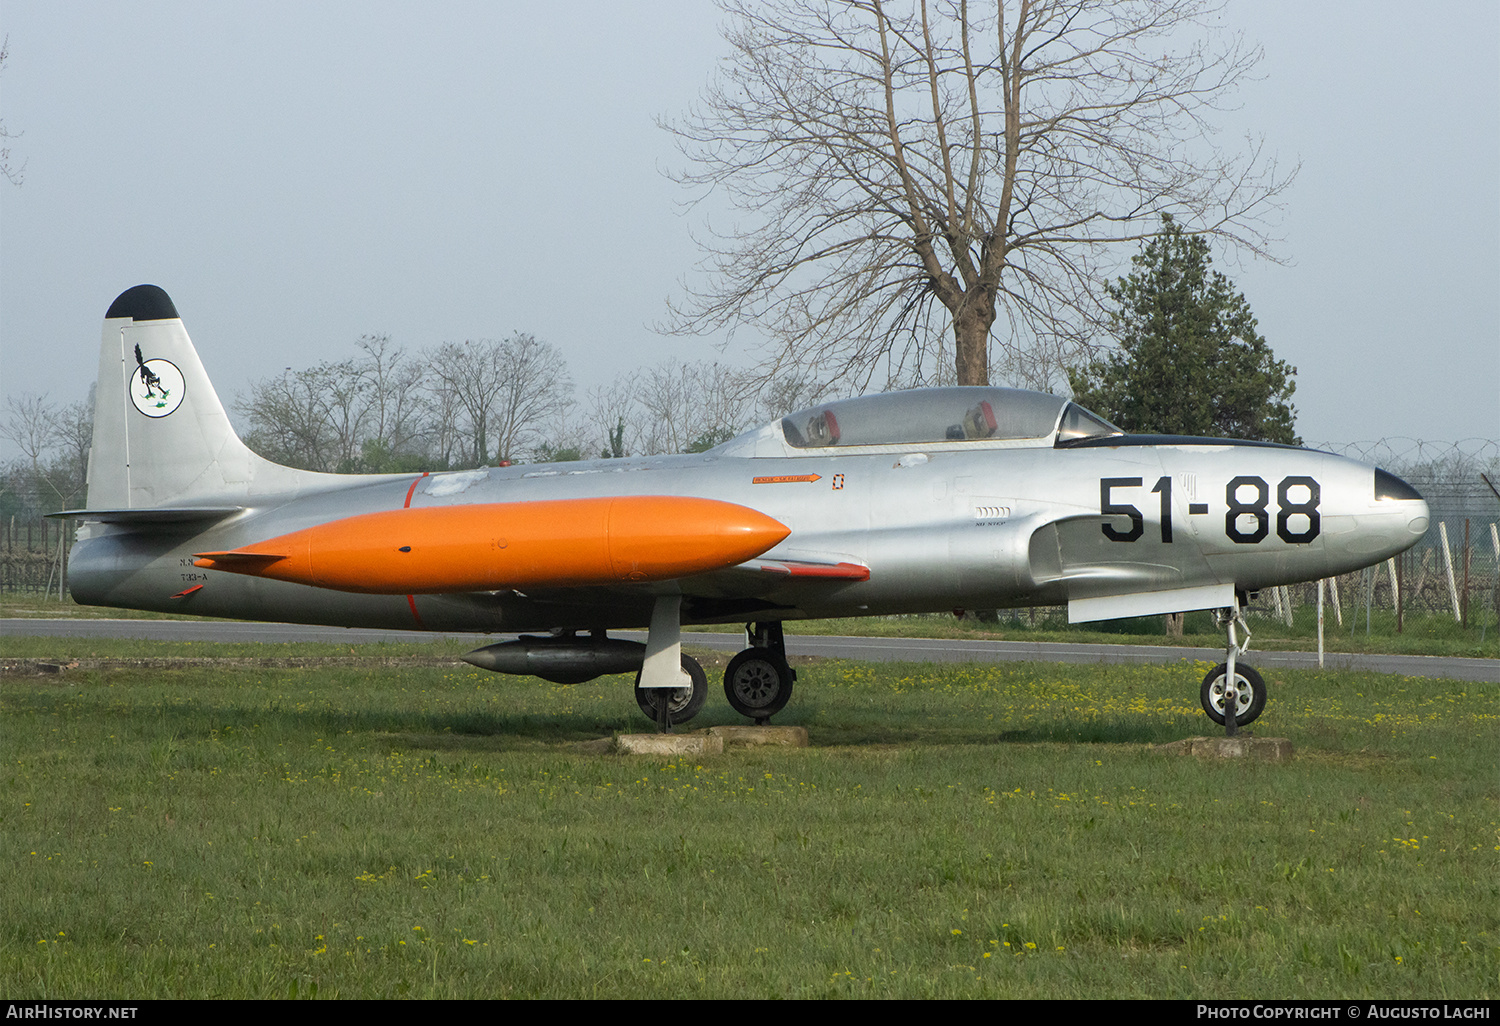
3, 643, 1494, 998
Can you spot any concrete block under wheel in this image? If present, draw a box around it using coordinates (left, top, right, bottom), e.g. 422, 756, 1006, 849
615, 733, 725, 756
707, 725, 809, 748
1153, 736, 1294, 762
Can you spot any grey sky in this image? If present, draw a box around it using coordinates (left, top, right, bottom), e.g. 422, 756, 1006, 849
1, 1, 1495, 458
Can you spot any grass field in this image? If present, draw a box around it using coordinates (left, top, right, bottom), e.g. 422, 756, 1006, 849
2, 636, 1495, 999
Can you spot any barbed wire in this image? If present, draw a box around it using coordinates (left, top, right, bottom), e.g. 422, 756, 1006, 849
1306, 438, 1498, 465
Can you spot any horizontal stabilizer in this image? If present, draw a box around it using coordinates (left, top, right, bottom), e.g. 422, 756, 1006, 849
47, 506, 244, 524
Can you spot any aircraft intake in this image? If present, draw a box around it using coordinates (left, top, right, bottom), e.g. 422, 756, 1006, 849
194, 496, 790, 593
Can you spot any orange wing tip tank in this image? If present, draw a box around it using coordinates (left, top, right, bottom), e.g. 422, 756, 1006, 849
193, 495, 790, 594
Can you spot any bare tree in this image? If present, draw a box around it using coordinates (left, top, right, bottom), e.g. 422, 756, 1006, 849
237, 366, 336, 470
52, 393, 94, 491
427, 334, 573, 466
662, 0, 1292, 389
1, 394, 57, 470
425, 341, 507, 467
354, 334, 427, 463
238, 342, 441, 472
585, 378, 648, 458
753, 369, 843, 421
0, 393, 89, 511
319, 359, 373, 471
635, 361, 756, 454
487, 333, 574, 464
0, 37, 24, 186
581, 362, 838, 459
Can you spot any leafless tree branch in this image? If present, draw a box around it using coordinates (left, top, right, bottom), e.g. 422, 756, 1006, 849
660, 0, 1294, 388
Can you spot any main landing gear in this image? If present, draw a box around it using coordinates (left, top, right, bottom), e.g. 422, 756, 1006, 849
632, 606, 796, 730
634, 594, 710, 733
724, 621, 796, 724
634, 653, 708, 729
1202, 595, 1267, 733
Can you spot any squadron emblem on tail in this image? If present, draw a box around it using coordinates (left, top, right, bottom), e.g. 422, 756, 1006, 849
129, 343, 184, 418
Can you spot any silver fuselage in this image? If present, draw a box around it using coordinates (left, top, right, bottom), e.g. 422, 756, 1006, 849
69, 432, 1428, 633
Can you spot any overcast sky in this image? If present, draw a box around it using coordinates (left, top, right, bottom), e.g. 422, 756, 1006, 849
1, 0, 1495, 458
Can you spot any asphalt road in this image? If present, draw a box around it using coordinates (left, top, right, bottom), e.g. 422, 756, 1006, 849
4, 618, 1496, 682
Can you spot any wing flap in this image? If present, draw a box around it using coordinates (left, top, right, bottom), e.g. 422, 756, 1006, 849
47, 506, 243, 524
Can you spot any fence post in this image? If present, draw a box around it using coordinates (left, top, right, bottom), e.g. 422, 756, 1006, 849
1462, 520, 1471, 628
1491, 522, 1499, 635
1396, 552, 1404, 633
1317, 579, 1325, 668
1439, 522, 1461, 621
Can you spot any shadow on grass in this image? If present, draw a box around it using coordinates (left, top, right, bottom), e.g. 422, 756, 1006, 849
809, 718, 1187, 748
8, 682, 1201, 754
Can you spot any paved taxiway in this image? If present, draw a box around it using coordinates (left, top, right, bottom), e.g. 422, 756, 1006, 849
4, 619, 1495, 682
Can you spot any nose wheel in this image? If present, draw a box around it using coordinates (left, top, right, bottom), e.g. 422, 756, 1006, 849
1200, 662, 1266, 727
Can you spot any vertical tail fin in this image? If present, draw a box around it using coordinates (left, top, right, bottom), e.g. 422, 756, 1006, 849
87, 285, 325, 508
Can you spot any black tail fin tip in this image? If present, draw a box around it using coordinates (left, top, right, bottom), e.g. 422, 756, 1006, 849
106, 285, 179, 322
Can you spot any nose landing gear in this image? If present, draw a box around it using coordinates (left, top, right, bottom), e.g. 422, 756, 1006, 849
1205, 595, 1266, 732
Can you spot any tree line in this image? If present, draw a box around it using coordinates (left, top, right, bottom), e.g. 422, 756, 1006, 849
0, 390, 92, 523
233, 336, 837, 474
0, 338, 840, 521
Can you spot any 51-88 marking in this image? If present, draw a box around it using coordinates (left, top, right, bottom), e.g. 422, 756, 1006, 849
1100, 475, 1320, 545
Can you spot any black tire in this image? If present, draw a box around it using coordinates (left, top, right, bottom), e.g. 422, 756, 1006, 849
634, 653, 708, 725
723, 649, 794, 722
1200, 662, 1267, 726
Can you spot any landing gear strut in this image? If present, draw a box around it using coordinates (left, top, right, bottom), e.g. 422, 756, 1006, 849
1204, 594, 1266, 732
635, 653, 708, 729
634, 594, 708, 732
724, 621, 796, 724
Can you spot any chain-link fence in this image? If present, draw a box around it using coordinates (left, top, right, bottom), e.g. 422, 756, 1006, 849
0, 515, 70, 597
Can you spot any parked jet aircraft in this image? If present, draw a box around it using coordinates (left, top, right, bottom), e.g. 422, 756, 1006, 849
56, 285, 1430, 731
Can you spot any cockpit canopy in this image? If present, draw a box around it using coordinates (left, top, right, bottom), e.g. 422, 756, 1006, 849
778, 387, 1121, 449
